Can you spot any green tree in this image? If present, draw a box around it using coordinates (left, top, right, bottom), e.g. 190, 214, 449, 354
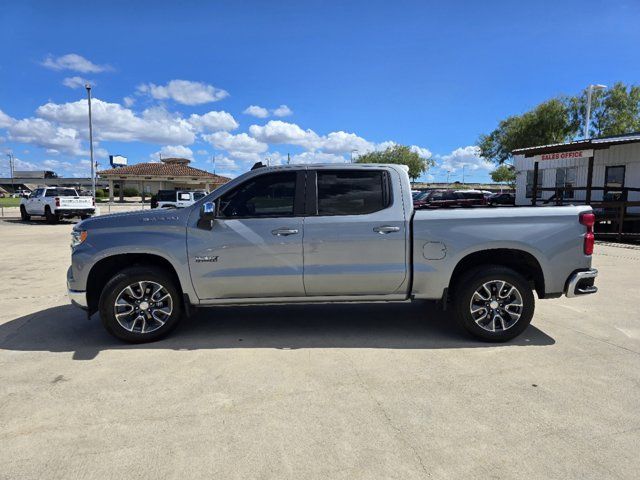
478, 98, 579, 164
569, 82, 640, 137
490, 164, 516, 187
355, 144, 434, 180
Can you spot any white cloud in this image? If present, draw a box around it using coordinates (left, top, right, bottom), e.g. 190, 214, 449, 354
42, 159, 74, 170
0, 109, 13, 128
437, 145, 493, 172
188, 110, 238, 132
152, 145, 194, 161
243, 105, 270, 118
196, 149, 208, 155
375, 141, 396, 151
288, 151, 347, 164
249, 121, 320, 150
410, 145, 432, 159
36, 98, 196, 145
243, 104, 294, 119
272, 104, 293, 117
62, 76, 92, 89
214, 156, 240, 171
203, 131, 268, 154
13, 157, 40, 170
248, 120, 373, 154
321, 131, 373, 154
137, 80, 229, 105
42, 54, 111, 73
123, 96, 135, 107
7, 117, 85, 156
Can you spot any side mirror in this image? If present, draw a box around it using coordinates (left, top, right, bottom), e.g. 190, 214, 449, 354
197, 201, 216, 230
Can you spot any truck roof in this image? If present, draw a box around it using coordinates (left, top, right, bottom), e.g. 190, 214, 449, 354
250, 163, 409, 173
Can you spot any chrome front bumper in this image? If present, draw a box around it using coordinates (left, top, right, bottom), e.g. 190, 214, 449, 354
68, 288, 88, 309
565, 269, 598, 298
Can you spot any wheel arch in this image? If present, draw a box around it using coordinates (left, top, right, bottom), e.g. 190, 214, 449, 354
448, 248, 546, 299
86, 253, 183, 314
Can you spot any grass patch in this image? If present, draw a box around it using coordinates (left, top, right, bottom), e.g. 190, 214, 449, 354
0, 197, 20, 207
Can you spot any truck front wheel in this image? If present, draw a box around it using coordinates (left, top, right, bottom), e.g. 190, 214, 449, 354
20, 205, 30, 221
452, 265, 534, 342
99, 266, 183, 343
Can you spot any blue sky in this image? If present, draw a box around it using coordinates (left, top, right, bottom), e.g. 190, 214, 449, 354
1, 0, 639, 182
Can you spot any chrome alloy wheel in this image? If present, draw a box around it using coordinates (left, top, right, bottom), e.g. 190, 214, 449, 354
469, 280, 523, 333
114, 281, 173, 334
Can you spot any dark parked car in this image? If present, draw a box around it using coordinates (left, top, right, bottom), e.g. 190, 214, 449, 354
454, 190, 487, 207
414, 190, 458, 208
488, 193, 515, 206
414, 190, 487, 209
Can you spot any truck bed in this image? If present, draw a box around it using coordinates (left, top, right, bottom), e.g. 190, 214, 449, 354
410, 205, 593, 300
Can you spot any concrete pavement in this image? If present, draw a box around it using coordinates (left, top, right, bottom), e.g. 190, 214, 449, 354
0, 219, 638, 479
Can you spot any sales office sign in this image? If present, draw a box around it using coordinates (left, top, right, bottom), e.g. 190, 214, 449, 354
532, 149, 593, 162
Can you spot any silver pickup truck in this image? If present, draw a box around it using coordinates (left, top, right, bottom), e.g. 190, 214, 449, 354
67, 163, 598, 343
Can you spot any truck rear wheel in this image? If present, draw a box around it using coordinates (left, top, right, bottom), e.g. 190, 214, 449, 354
20, 205, 30, 221
452, 265, 534, 342
44, 206, 58, 224
99, 266, 183, 343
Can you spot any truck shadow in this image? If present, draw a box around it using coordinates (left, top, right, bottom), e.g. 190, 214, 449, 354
0, 302, 555, 360
3, 218, 78, 226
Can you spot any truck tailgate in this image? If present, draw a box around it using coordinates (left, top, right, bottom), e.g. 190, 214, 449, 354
58, 197, 93, 209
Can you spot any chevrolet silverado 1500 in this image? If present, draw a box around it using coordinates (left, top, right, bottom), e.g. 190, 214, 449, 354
21, 187, 94, 223
67, 164, 598, 343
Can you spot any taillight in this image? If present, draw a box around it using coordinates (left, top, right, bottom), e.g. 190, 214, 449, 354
55, 197, 60, 207
92, 197, 95, 206
580, 212, 595, 255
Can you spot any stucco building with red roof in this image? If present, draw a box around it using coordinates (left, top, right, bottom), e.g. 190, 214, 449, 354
98, 157, 230, 201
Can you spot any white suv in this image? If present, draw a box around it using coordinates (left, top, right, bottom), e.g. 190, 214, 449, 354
154, 190, 207, 209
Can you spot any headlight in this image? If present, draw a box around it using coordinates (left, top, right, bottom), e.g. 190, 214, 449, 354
71, 230, 88, 248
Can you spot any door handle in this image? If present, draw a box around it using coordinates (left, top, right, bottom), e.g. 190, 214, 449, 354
272, 228, 299, 236
373, 225, 400, 234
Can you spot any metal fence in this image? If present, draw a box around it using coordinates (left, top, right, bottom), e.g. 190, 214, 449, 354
529, 186, 640, 241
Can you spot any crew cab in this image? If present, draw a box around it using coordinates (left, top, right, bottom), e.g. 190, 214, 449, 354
21, 187, 94, 223
67, 164, 598, 343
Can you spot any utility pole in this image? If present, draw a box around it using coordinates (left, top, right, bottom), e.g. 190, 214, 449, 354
462, 165, 466, 184
85, 84, 96, 198
7, 153, 14, 194
287, 152, 290, 165
212, 154, 216, 174
584, 84, 607, 139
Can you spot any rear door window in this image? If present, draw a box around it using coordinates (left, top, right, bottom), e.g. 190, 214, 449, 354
316, 170, 388, 215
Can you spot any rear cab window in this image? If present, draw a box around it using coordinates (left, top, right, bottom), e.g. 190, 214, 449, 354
45, 188, 78, 197
316, 170, 390, 216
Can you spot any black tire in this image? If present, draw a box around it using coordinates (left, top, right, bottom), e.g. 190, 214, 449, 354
44, 206, 58, 224
20, 205, 31, 221
99, 266, 183, 343
452, 265, 534, 342
80, 214, 91, 220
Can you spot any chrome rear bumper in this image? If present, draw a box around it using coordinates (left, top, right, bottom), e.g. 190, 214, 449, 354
565, 269, 598, 298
